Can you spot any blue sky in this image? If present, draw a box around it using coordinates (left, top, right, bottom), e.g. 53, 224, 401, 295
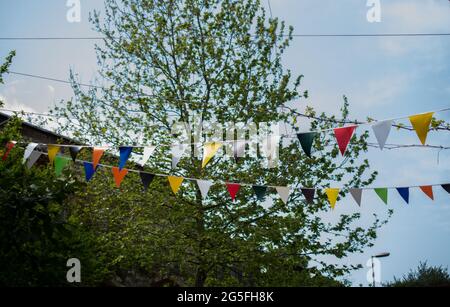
1, 0, 450, 286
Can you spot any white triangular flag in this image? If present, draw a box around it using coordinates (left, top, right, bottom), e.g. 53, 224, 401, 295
139, 146, 156, 166
276, 186, 290, 204
171, 144, 188, 169
197, 180, 213, 199
372, 120, 392, 150
23, 143, 39, 163
26, 151, 41, 169
349, 188, 363, 206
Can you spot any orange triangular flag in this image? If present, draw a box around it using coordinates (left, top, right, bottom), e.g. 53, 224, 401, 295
409, 112, 434, 145
168, 176, 184, 195
112, 167, 128, 188
92, 147, 106, 169
47, 145, 60, 165
419, 185, 434, 200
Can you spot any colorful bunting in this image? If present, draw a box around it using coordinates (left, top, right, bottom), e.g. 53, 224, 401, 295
112, 167, 128, 188
419, 185, 434, 200
2, 141, 16, 161
396, 187, 409, 204
197, 180, 213, 199
26, 151, 41, 169
69, 146, 82, 162
442, 184, 450, 194
83, 162, 97, 182
140, 172, 155, 191
349, 188, 362, 206
139, 146, 156, 166
325, 188, 339, 209
54, 156, 71, 176
92, 147, 106, 169
372, 120, 392, 150
202, 142, 222, 168
296, 132, 318, 158
409, 112, 434, 145
253, 185, 267, 202
47, 145, 60, 165
276, 186, 290, 204
226, 183, 241, 201
301, 188, 315, 204
333, 125, 357, 155
374, 188, 388, 205
23, 143, 39, 163
119, 146, 133, 170
168, 176, 184, 194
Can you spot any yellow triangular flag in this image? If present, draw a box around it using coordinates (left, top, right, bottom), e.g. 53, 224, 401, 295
202, 142, 222, 168
47, 145, 60, 165
168, 176, 184, 194
325, 188, 340, 209
409, 112, 434, 145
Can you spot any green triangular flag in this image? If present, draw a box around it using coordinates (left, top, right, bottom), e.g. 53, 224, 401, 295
252, 185, 267, 202
54, 156, 71, 176
374, 188, 388, 205
296, 132, 317, 158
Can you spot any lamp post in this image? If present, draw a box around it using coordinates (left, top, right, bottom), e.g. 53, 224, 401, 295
371, 252, 390, 287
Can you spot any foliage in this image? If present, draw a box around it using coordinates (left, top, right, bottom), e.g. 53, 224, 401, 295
48, 0, 392, 286
385, 262, 450, 287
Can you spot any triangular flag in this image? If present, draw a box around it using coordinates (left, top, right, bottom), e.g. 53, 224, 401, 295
372, 120, 392, 150
349, 188, 363, 206
296, 132, 318, 158
301, 188, 315, 204
202, 142, 222, 168
2, 141, 16, 161
171, 144, 188, 169
119, 146, 133, 170
333, 125, 357, 155
253, 185, 267, 202
47, 145, 60, 165
139, 146, 156, 166
226, 183, 241, 201
140, 172, 155, 191
168, 176, 184, 194
69, 146, 83, 162
374, 188, 388, 205
396, 187, 409, 204
54, 156, 71, 176
26, 151, 41, 169
197, 180, 213, 199
409, 112, 434, 145
419, 185, 434, 200
23, 143, 39, 163
325, 188, 339, 209
276, 186, 290, 204
92, 147, 106, 169
112, 167, 128, 188
83, 162, 97, 182
442, 184, 450, 194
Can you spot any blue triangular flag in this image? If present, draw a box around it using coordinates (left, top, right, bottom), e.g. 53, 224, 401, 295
84, 162, 97, 182
119, 146, 133, 170
396, 187, 409, 204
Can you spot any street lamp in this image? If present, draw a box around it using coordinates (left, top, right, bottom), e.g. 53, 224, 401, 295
371, 252, 390, 287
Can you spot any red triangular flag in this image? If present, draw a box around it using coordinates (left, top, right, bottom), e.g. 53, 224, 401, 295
419, 185, 434, 200
226, 183, 241, 201
333, 125, 357, 155
2, 141, 16, 161
92, 147, 106, 169
112, 167, 128, 188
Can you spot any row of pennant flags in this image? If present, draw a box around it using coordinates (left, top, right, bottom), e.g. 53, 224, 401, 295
2, 140, 450, 208
0, 111, 438, 172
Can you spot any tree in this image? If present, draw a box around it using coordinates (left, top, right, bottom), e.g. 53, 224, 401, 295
385, 262, 450, 287
52, 0, 391, 286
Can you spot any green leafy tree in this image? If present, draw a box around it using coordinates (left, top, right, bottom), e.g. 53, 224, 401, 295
52, 0, 391, 286
385, 262, 450, 287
